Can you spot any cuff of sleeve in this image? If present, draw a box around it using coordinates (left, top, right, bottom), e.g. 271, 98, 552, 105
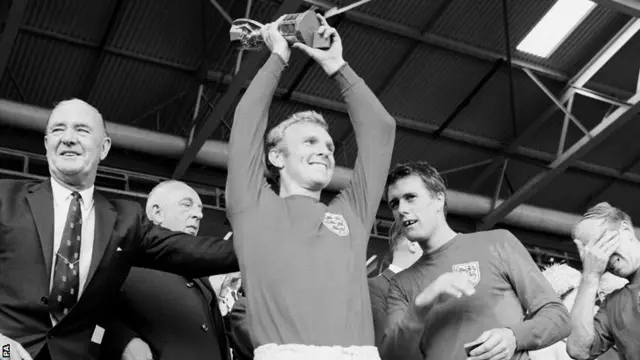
506, 323, 529, 351
264, 52, 288, 77
332, 62, 361, 92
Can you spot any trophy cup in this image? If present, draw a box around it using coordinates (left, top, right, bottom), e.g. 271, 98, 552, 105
229, 10, 332, 51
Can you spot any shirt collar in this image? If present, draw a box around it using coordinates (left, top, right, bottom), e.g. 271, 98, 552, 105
50, 177, 95, 209
388, 264, 403, 274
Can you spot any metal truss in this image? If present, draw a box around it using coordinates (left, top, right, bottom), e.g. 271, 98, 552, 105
0, 0, 29, 83
478, 19, 640, 230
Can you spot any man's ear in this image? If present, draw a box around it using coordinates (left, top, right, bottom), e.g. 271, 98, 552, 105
435, 192, 446, 213
150, 204, 163, 225
268, 148, 284, 169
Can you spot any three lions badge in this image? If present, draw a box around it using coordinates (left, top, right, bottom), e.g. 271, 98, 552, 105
452, 261, 481, 287
322, 212, 349, 236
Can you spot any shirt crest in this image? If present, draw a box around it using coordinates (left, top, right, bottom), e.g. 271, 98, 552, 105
452, 261, 481, 287
322, 212, 349, 236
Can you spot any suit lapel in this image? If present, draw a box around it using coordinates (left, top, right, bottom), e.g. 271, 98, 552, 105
382, 268, 396, 283
26, 181, 55, 279
85, 192, 116, 288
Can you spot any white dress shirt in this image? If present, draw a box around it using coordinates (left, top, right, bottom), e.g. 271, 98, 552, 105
388, 264, 403, 274
49, 178, 96, 324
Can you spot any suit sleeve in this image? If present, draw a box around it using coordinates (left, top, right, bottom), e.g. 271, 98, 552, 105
226, 53, 286, 215
496, 230, 571, 351
368, 278, 387, 346
134, 209, 239, 278
335, 64, 396, 236
100, 291, 142, 360
379, 278, 425, 360
228, 298, 255, 360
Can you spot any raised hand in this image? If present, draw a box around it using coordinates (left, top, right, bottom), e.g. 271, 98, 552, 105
292, 14, 346, 75
574, 230, 619, 278
414, 272, 476, 310
260, 15, 291, 63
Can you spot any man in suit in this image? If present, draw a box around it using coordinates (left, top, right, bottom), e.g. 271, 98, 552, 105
226, 289, 254, 360
0, 99, 238, 360
368, 222, 423, 346
100, 180, 232, 360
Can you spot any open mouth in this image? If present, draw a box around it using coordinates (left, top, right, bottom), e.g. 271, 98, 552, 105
403, 220, 417, 228
309, 162, 327, 169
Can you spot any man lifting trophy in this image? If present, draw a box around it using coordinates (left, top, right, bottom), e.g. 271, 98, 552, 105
230, 10, 331, 51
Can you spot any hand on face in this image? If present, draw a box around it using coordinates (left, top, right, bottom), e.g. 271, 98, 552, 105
574, 230, 620, 278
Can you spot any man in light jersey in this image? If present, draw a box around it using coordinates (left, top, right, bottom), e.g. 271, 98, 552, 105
226, 13, 396, 360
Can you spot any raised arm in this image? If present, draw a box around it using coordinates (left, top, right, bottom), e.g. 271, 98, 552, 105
226, 18, 290, 214
498, 230, 570, 351
378, 279, 425, 360
567, 233, 619, 359
293, 14, 396, 231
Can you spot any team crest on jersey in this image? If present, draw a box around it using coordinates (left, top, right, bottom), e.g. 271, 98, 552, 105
452, 261, 481, 287
322, 212, 350, 236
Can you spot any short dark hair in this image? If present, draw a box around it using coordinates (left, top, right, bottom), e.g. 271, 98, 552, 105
385, 161, 448, 215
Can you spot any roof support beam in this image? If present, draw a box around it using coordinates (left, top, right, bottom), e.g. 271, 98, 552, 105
593, 0, 640, 17
303, 0, 632, 100
469, 18, 640, 192
479, 91, 640, 230
0, 0, 29, 83
172, 0, 305, 179
207, 69, 640, 188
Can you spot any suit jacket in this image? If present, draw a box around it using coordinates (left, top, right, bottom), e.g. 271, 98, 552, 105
368, 268, 396, 346
100, 269, 230, 360
0, 180, 239, 360
226, 296, 253, 360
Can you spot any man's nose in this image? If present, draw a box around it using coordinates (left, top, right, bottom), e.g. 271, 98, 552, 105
60, 129, 77, 143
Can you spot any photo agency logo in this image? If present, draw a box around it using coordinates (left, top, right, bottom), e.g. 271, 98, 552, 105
1, 344, 9, 358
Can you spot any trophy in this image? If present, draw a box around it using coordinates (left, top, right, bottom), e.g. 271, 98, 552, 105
229, 10, 332, 51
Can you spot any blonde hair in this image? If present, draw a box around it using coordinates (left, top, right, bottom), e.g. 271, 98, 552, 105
265, 110, 329, 181
388, 221, 407, 252
572, 202, 632, 239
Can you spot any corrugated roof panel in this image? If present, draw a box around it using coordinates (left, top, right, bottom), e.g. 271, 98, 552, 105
426, 0, 627, 76
332, 0, 451, 29
22, 0, 112, 43
6, 32, 94, 107
581, 112, 640, 171
588, 32, 640, 95
519, 95, 613, 162
593, 181, 640, 219
428, 0, 554, 55
501, 160, 608, 214
109, 0, 209, 69
295, 21, 413, 101
450, 67, 565, 141
548, 7, 629, 74
87, 53, 193, 134
380, 45, 493, 126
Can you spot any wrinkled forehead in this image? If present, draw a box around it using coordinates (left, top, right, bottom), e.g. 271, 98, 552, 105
574, 218, 613, 244
48, 102, 104, 131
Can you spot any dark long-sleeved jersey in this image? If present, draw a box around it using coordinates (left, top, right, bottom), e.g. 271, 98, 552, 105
380, 230, 570, 360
